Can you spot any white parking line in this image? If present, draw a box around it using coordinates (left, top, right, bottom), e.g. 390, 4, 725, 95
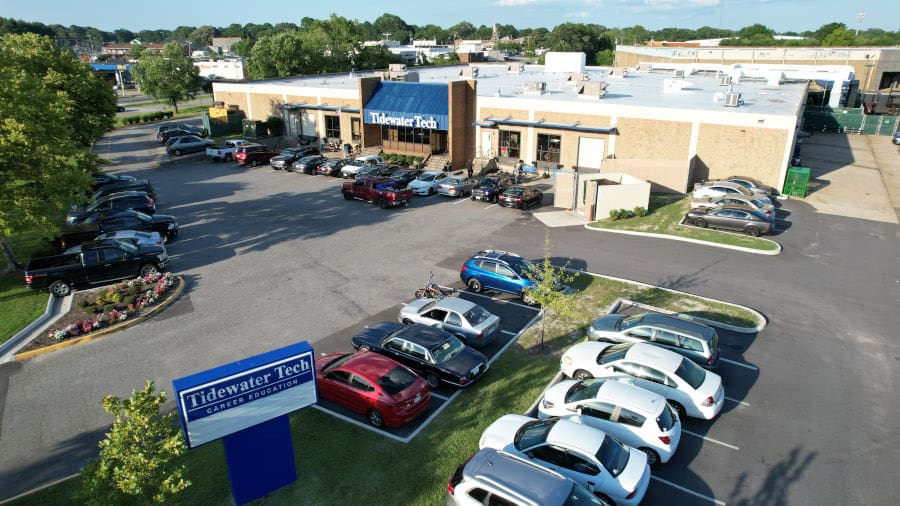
462, 291, 541, 311
453, 198, 469, 205
430, 392, 450, 401
483, 204, 497, 209
651, 476, 726, 505
725, 396, 750, 407
682, 430, 740, 451
501, 330, 517, 336
720, 357, 759, 371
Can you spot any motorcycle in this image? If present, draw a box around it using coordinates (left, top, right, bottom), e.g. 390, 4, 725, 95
414, 271, 456, 299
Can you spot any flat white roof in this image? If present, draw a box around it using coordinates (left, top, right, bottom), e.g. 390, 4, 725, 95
216, 61, 810, 117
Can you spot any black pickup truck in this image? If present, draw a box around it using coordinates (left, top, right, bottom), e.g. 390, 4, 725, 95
55, 210, 179, 252
25, 239, 169, 297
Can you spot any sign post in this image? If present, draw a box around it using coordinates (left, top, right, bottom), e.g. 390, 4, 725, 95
172, 341, 316, 504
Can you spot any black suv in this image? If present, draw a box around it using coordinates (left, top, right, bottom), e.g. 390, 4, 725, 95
91, 180, 156, 202
270, 147, 321, 170
470, 173, 512, 203
56, 210, 179, 251
66, 191, 156, 224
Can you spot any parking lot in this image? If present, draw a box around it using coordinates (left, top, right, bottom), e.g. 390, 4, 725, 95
0, 125, 897, 504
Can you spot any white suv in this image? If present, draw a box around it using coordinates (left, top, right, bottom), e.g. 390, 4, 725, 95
340, 155, 384, 178
446, 448, 611, 506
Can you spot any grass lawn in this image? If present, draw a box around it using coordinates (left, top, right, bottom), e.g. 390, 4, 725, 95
588, 194, 780, 252
8, 272, 762, 505
115, 104, 213, 128
0, 233, 57, 346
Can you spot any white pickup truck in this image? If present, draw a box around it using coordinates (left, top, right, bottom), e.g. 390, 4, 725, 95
206, 139, 252, 162
340, 155, 384, 178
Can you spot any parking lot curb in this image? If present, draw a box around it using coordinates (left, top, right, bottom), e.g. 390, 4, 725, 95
583, 223, 782, 256
0, 294, 71, 362
575, 271, 767, 333
13, 276, 186, 361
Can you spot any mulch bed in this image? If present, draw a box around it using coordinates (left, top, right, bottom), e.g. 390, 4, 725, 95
19, 273, 179, 354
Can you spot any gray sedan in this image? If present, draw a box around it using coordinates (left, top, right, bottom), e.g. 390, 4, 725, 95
398, 297, 501, 348
437, 176, 478, 197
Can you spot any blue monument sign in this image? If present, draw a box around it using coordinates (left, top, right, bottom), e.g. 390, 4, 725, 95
173, 341, 316, 504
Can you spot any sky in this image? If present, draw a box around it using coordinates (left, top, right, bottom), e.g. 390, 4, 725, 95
1, 0, 896, 34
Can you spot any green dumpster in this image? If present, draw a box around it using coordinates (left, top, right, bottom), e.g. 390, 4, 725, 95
783, 167, 810, 197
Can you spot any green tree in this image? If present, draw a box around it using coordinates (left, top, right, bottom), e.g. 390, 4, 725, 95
0, 33, 111, 269
188, 25, 217, 48
130, 42, 144, 60
247, 30, 308, 78
822, 27, 856, 46
78, 381, 190, 505
523, 231, 580, 350
134, 43, 200, 112
372, 13, 411, 43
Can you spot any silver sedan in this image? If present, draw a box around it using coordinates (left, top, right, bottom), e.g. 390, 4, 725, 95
437, 176, 478, 197
398, 297, 501, 348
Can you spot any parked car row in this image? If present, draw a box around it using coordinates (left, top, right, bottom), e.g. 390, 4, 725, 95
685, 177, 780, 236
25, 173, 182, 297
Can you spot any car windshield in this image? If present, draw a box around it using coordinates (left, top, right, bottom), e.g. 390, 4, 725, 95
618, 314, 644, 331
596, 436, 630, 477
377, 366, 418, 395
431, 336, 465, 363
503, 256, 534, 277
463, 305, 491, 325
418, 173, 438, 182
513, 418, 556, 450
731, 185, 753, 196
117, 241, 138, 254
750, 209, 767, 220
657, 402, 677, 431
750, 199, 765, 208
444, 178, 462, 185
504, 187, 524, 196
563, 482, 611, 506
597, 343, 633, 365
565, 379, 606, 403
478, 177, 498, 186
281, 149, 298, 157
674, 358, 706, 389
322, 353, 355, 372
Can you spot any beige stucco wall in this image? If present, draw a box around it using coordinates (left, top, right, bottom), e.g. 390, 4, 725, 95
591, 173, 651, 218
614, 117, 692, 160
602, 159, 692, 193
694, 124, 790, 187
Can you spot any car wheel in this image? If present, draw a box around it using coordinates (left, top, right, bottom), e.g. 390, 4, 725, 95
639, 447, 661, 467
224, 154, 232, 162
49, 280, 71, 298
572, 369, 593, 381
428, 187, 435, 196
343, 192, 353, 201
470, 195, 476, 201
426, 373, 440, 389
367, 409, 385, 428
693, 218, 707, 228
378, 198, 389, 209
139, 263, 160, 277
668, 401, 686, 419
466, 278, 483, 293
250, 160, 258, 168
746, 226, 761, 237
173, 150, 182, 156
357, 344, 370, 352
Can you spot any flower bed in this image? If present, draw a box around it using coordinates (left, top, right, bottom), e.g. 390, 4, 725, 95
21, 272, 178, 353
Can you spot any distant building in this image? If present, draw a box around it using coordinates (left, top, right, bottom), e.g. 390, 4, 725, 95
211, 37, 241, 55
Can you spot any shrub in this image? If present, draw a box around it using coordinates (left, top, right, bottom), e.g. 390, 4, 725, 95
154, 111, 164, 120
163, 111, 174, 118
265, 115, 285, 136
103, 290, 121, 304
633, 206, 647, 217
78, 299, 91, 308
128, 284, 140, 296
141, 113, 155, 122
414, 156, 423, 164
404, 155, 414, 165
89, 305, 103, 314
123, 295, 136, 305
103, 304, 115, 313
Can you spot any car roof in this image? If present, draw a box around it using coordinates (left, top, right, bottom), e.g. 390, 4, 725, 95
463, 449, 572, 506
338, 351, 405, 380
546, 417, 607, 452
394, 324, 452, 348
625, 342, 683, 372
96, 191, 150, 202
595, 380, 665, 415
432, 297, 479, 313
711, 204, 758, 214
636, 313, 714, 338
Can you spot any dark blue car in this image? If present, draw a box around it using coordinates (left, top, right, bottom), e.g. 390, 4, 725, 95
351, 322, 488, 389
459, 250, 536, 304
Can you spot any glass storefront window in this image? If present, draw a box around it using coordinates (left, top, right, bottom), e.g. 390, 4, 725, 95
351, 118, 361, 141
499, 130, 520, 159
325, 115, 340, 139
537, 134, 561, 164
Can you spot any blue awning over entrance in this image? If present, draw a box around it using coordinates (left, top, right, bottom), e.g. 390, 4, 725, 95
363, 82, 448, 130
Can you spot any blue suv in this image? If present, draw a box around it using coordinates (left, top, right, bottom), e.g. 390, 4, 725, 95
460, 250, 536, 303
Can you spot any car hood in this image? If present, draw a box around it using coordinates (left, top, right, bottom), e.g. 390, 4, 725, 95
441, 346, 487, 378
65, 211, 93, 223
589, 314, 625, 334
352, 321, 403, 347
135, 244, 166, 256
479, 414, 534, 450
270, 155, 293, 162
407, 180, 431, 188
150, 213, 177, 225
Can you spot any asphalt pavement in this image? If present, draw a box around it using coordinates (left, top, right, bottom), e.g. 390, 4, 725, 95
0, 125, 897, 504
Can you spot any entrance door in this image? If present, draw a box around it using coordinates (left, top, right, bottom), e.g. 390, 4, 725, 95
300, 111, 316, 137
577, 137, 605, 170
481, 131, 493, 158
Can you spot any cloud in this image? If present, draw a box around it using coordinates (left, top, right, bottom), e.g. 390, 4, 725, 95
495, 0, 546, 6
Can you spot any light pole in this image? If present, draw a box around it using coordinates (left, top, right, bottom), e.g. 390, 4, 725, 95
856, 11, 865, 36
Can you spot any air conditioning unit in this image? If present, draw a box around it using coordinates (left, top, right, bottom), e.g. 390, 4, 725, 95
724, 92, 742, 107
718, 75, 732, 86
523, 82, 546, 95
673, 69, 685, 78
459, 67, 478, 78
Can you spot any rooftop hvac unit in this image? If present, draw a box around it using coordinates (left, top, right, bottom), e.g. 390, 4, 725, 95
718, 75, 732, 86
567, 72, 589, 81
724, 92, 742, 107
523, 81, 546, 94
388, 63, 407, 72
459, 67, 478, 78
673, 69, 685, 78
507, 62, 525, 73
578, 81, 608, 98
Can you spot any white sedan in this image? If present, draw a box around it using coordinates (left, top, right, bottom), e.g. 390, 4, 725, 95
560, 341, 724, 420
539, 378, 682, 465
479, 414, 650, 506
407, 171, 449, 196
398, 297, 501, 348
692, 181, 773, 205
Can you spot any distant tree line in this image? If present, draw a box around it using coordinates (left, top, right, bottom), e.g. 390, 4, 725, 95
1, 14, 898, 80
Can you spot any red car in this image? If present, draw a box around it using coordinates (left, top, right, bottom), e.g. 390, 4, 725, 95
315, 350, 431, 428
233, 144, 280, 167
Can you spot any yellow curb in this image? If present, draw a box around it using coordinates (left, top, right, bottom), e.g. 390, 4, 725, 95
14, 277, 186, 361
